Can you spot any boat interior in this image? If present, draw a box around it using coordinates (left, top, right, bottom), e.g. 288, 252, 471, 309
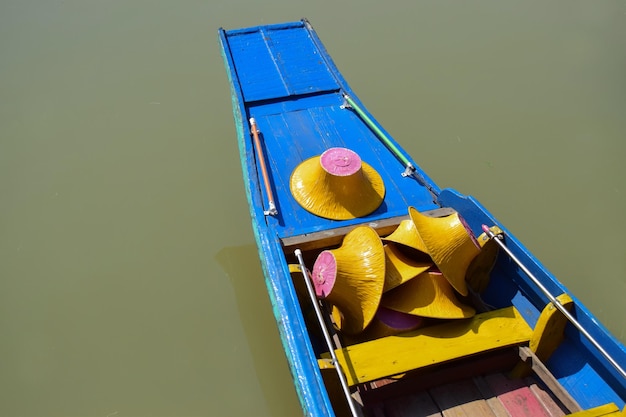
220, 20, 625, 417
282, 213, 624, 417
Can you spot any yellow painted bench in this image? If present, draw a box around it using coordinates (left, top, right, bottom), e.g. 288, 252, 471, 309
565, 403, 623, 416
320, 305, 533, 386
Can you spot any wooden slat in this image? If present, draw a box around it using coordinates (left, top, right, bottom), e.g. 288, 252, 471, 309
527, 378, 567, 417
429, 379, 498, 416
367, 372, 584, 417
473, 375, 514, 417
516, 346, 581, 413
359, 348, 521, 408
281, 208, 456, 251
486, 373, 552, 417
281, 215, 406, 252
322, 306, 532, 386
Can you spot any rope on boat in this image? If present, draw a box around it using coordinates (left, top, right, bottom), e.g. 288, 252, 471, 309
249, 117, 278, 216
294, 249, 361, 417
482, 225, 626, 381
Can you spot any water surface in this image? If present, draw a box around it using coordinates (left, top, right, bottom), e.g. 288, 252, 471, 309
1, 1, 624, 416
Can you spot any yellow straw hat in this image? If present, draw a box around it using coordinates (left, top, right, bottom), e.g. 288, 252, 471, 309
382, 219, 429, 255
290, 147, 385, 220
408, 207, 480, 297
311, 226, 385, 335
337, 306, 424, 344
383, 243, 432, 292
382, 270, 476, 319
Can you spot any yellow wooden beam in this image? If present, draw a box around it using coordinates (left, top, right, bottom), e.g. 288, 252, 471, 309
565, 403, 620, 416
321, 306, 532, 386
531, 293, 574, 361
511, 293, 574, 378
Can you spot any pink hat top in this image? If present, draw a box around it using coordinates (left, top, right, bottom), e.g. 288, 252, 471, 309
320, 147, 361, 176
311, 251, 337, 298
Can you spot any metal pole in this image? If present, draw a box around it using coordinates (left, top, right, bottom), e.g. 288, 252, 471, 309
294, 249, 360, 417
481, 225, 626, 380
341, 94, 438, 200
341, 94, 411, 169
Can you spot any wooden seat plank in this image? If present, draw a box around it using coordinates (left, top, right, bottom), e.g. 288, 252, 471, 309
321, 306, 532, 386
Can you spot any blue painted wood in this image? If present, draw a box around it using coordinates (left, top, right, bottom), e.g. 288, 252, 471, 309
226, 22, 339, 102
250, 94, 438, 238
438, 188, 626, 408
219, 19, 626, 417
219, 23, 336, 417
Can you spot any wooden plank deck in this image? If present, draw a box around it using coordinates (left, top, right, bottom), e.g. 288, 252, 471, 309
367, 372, 569, 417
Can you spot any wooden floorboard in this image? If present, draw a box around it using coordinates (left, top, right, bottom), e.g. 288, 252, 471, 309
359, 348, 520, 408
485, 373, 553, 417
368, 372, 571, 417
429, 379, 498, 417
526, 377, 567, 417
473, 376, 513, 417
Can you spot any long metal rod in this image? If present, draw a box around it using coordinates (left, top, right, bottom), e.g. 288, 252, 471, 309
482, 224, 626, 380
249, 117, 277, 216
294, 249, 360, 417
342, 94, 411, 169
341, 94, 438, 199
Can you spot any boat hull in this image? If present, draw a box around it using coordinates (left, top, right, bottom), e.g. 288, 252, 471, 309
219, 19, 626, 416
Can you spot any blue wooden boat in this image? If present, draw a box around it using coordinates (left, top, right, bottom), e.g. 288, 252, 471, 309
219, 19, 626, 417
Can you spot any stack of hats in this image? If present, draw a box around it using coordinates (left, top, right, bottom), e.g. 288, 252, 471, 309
291, 148, 498, 339
309, 207, 490, 338
381, 207, 480, 317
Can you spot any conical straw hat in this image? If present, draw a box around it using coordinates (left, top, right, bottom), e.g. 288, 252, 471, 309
382, 219, 429, 255
290, 147, 385, 220
338, 306, 424, 344
311, 226, 385, 335
383, 243, 432, 292
408, 207, 480, 296
382, 270, 476, 319
365, 306, 424, 338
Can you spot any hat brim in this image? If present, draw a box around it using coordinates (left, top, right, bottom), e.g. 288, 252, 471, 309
314, 226, 386, 334
290, 156, 385, 220
382, 219, 430, 254
409, 207, 480, 296
383, 243, 432, 292
339, 306, 424, 344
382, 271, 475, 319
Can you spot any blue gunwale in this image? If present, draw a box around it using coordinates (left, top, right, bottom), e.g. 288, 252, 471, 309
219, 19, 626, 417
